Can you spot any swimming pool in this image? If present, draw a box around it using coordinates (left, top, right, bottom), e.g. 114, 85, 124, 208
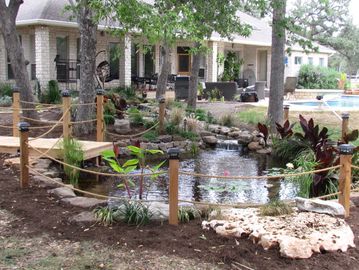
289, 95, 359, 109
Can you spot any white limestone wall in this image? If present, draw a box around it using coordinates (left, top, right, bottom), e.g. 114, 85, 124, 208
285, 51, 330, 78
35, 26, 52, 87
119, 35, 131, 86
207, 41, 218, 82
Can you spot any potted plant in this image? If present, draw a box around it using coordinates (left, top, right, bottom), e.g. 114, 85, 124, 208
197, 83, 204, 100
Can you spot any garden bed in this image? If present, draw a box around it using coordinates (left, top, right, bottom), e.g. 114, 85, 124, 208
1, 154, 359, 269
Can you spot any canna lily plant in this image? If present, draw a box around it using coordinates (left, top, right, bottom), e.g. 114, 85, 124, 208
101, 145, 165, 200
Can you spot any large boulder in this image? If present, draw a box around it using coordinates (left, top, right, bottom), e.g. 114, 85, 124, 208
219, 127, 231, 136
114, 119, 131, 134
48, 187, 76, 199
228, 131, 240, 138
295, 197, 345, 216
237, 131, 254, 145
199, 131, 213, 138
61, 197, 107, 209
202, 136, 218, 146
248, 141, 263, 151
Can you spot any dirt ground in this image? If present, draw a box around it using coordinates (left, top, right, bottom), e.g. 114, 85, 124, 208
0, 154, 359, 270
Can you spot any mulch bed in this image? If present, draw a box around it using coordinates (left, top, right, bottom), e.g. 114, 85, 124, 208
0, 154, 359, 269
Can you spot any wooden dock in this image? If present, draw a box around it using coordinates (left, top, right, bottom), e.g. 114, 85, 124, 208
0, 136, 112, 160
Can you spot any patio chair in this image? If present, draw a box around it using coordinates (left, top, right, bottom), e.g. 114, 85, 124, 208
284, 77, 297, 100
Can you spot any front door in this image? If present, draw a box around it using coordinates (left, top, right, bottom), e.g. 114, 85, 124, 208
177, 47, 191, 75
257, 50, 267, 82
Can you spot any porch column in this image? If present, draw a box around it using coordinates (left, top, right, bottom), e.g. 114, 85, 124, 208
0, 36, 6, 81
119, 35, 131, 87
207, 41, 218, 82
138, 48, 144, 77
35, 26, 51, 87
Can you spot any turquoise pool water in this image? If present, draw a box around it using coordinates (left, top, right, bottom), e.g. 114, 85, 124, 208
289, 96, 359, 108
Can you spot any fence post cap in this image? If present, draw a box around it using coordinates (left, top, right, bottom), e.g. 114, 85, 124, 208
18, 122, 30, 132
158, 96, 166, 103
283, 104, 290, 109
96, 88, 105, 95
61, 89, 71, 97
342, 112, 350, 119
12, 86, 20, 93
338, 144, 355, 155
167, 148, 180, 159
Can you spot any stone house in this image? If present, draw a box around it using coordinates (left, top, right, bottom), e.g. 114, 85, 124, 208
0, 0, 335, 90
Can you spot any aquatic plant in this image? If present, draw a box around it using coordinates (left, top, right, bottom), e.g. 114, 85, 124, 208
119, 201, 152, 226
178, 206, 201, 223
60, 138, 84, 186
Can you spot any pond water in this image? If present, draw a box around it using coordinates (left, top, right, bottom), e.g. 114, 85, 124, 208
289, 95, 359, 109
78, 141, 298, 204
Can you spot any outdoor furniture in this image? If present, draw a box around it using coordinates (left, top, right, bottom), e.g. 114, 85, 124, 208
284, 76, 298, 100
175, 76, 190, 99
204, 82, 238, 101
236, 78, 249, 88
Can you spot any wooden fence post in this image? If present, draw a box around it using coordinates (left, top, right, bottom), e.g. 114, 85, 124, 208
338, 144, 354, 218
168, 148, 180, 225
12, 86, 20, 137
96, 89, 105, 142
62, 90, 71, 139
158, 96, 166, 135
341, 113, 349, 141
283, 105, 290, 123
19, 122, 30, 188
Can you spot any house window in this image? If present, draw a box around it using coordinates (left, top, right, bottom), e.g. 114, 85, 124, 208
109, 42, 120, 80
144, 45, 155, 77
319, 58, 325, 67
7, 35, 22, 80
56, 36, 69, 61
294, 56, 302, 65
308, 57, 313, 65
76, 38, 81, 79
177, 46, 191, 75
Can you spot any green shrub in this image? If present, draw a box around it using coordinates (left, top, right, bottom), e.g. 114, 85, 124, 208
41, 80, 61, 104
298, 64, 340, 89
104, 114, 115, 125
178, 207, 201, 223
272, 137, 309, 160
220, 114, 235, 127
165, 122, 178, 135
170, 107, 185, 126
259, 200, 293, 216
127, 107, 144, 125
142, 130, 158, 142
0, 82, 12, 97
119, 201, 152, 226
104, 99, 116, 116
94, 206, 121, 225
0, 96, 12, 106
179, 130, 198, 141
60, 138, 84, 186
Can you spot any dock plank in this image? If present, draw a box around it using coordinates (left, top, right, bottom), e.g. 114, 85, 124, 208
0, 136, 112, 160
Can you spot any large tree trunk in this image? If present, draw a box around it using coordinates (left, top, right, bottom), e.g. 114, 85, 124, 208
156, 43, 171, 99
188, 43, 201, 109
73, 2, 98, 136
268, 0, 286, 131
0, 0, 38, 119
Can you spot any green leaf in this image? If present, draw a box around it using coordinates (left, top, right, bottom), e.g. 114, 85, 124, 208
108, 160, 124, 173
101, 150, 116, 159
127, 179, 136, 187
124, 166, 137, 174
152, 160, 166, 172
123, 159, 139, 167
117, 183, 125, 189
127, 145, 142, 154
145, 149, 164, 155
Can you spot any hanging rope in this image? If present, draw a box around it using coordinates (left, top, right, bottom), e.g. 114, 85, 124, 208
27, 166, 168, 203
71, 102, 96, 107
178, 165, 341, 180
26, 143, 168, 178
106, 122, 159, 139
0, 124, 13, 129
70, 119, 97, 125
20, 100, 62, 107
20, 116, 62, 125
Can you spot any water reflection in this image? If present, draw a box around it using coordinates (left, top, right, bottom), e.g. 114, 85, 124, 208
79, 149, 298, 204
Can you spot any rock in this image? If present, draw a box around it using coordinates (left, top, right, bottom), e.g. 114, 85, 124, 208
158, 135, 172, 143
43, 170, 60, 178
248, 141, 263, 151
35, 158, 52, 169
219, 127, 231, 135
296, 197, 345, 216
173, 141, 188, 148
148, 202, 169, 220
172, 135, 186, 141
237, 131, 254, 145
48, 187, 76, 198
228, 131, 240, 138
70, 211, 97, 223
199, 131, 213, 138
202, 136, 218, 146
33, 175, 62, 188
279, 237, 313, 259
208, 124, 221, 133
114, 119, 131, 134
203, 208, 355, 259
230, 127, 240, 132
61, 197, 107, 209
256, 147, 272, 154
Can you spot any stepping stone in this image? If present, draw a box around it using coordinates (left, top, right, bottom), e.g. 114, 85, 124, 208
61, 197, 107, 209
69, 211, 96, 223
48, 187, 76, 198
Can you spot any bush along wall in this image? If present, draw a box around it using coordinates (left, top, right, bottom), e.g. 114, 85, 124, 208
297, 64, 340, 89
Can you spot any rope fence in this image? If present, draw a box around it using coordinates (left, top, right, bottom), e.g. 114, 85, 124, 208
106, 122, 159, 139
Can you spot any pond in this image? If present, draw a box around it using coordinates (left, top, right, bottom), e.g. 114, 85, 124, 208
78, 141, 298, 204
